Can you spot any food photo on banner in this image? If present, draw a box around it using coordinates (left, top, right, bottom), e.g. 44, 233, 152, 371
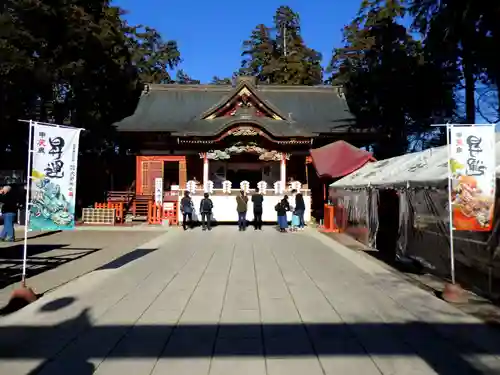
449, 125, 496, 231
29, 123, 82, 231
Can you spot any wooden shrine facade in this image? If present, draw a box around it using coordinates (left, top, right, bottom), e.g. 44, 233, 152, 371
114, 76, 377, 198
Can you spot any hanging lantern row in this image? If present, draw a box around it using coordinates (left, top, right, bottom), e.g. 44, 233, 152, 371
184, 180, 297, 195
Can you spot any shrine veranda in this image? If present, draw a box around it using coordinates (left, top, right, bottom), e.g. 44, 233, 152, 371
113, 77, 376, 222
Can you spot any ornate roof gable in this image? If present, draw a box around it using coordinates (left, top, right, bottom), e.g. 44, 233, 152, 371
200, 78, 285, 121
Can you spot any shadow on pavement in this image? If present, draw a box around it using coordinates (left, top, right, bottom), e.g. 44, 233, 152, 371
96, 248, 158, 270
27, 361, 95, 375
38, 297, 76, 313
1, 304, 498, 375
25, 231, 62, 241
0, 244, 100, 291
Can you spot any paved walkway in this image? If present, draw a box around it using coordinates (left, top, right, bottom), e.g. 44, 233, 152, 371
0, 230, 163, 306
1, 227, 500, 374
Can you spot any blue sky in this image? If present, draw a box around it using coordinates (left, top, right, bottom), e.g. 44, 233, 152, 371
113, 0, 497, 125
113, 0, 360, 83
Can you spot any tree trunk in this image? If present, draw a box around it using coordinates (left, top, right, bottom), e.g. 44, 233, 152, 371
463, 54, 476, 124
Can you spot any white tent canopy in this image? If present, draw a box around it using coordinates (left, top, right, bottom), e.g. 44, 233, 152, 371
332, 133, 500, 189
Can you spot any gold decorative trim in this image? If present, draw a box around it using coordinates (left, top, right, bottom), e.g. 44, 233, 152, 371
239, 87, 251, 96
203, 87, 284, 120
230, 126, 259, 136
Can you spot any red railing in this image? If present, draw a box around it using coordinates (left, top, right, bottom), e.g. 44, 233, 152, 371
147, 201, 179, 225
94, 202, 124, 223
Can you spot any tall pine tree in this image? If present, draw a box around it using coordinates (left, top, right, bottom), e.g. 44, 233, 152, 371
240, 6, 322, 85
175, 69, 200, 84
328, 3, 458, 157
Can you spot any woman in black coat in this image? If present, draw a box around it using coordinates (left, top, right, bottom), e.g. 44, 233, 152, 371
294, 192, 306, 230
276, 195, 290, 232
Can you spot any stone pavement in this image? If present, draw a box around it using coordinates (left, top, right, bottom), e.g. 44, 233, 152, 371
0, 229, 163, 306
1, 227, 500, 374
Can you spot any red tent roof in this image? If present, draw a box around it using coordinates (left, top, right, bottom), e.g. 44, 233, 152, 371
310, 141, 375, 178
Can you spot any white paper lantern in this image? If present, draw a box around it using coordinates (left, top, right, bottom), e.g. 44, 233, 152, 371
257, 180, 267, 194
290, 181, 302, 192
222, 180, 232, 194
186, 180, 196, 194
240, 180, 250, 194
204, 180, 214, 194
274, 181, 283, 195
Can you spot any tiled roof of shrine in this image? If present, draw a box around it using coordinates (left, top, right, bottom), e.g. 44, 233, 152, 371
114, 77, 355, 138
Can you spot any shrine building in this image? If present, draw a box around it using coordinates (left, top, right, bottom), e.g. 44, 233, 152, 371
112, 76, 371, 223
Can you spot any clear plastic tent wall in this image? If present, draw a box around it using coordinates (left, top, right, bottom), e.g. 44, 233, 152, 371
330, 188, 379, 248
331, 136, 500, 296
398, 188, 500, 295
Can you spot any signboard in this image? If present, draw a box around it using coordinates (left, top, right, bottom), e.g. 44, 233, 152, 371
29, 124, 82, 230
154, 177, 163, 205
449, 125, 496, 231
163, 202, 174, 210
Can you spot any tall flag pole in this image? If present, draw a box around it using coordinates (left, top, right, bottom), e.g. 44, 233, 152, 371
444, 123, 496, 302
21, 120, 34, 286
18, 120, 83, 286
430, 123, 496, 302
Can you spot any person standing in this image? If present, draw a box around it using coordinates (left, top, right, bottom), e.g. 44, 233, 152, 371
199, 192, 213, 231
180, 191, 194, 230
275, 195, 290, 233
289, 189, 297, 231
236, 190, 248, 231
293, 190, 306, 230
251, 188, 264, 230
0, 186, 17, 242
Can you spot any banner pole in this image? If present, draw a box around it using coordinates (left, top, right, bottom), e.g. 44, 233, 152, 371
446, 123, 456, 285
21, 120, 34, 286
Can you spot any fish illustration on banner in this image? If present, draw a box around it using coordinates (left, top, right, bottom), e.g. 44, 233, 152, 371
449, 125, 496, 231
29, 124, 82, 231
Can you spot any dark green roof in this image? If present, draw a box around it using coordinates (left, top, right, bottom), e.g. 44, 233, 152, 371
114, 80, 355, 138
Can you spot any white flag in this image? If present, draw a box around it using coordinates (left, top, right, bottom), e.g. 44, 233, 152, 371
29, 123, 82, 230
449, 124, 496, 231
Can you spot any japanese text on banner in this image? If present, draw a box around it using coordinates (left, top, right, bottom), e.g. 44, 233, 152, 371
449, 125, 496, 231
30, 124, 82, 231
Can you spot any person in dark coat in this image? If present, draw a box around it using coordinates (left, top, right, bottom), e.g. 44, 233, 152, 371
292, 189, 306, 230
276, 195, 290, 232
236, 190, 248, 231
180, 191, 194, 230
199, 192, 213, 231
251, 188, 264, 230
0, 186, 17, 242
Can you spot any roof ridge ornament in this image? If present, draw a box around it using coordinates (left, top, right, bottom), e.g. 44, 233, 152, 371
235, 76, 257, 86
